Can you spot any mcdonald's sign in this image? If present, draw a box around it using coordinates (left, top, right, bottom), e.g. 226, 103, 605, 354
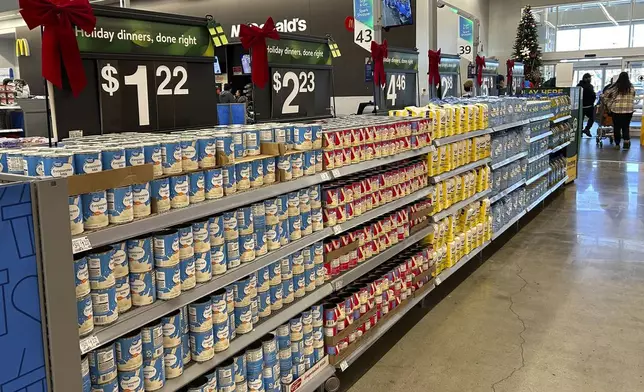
15, 38, 30, 57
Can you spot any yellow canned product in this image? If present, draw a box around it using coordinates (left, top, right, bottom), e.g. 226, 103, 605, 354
446, 242, 454, 268
470, 104, 479, 130
462, 105, 470, 133
453, 105, 463, 134
445, 178, 455, 207
476, 223, 484, 247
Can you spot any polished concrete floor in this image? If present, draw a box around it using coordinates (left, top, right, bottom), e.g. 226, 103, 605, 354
342, 145, 644, 391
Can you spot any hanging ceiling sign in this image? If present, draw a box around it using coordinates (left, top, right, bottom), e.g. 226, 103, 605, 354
353, 0, 375, 52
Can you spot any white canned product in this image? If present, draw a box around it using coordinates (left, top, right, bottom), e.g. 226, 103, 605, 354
115, 276, 133, 313
132, 182, 152, 218
91, 285, 119, 326
107, 186, 134, 224
77, 293, 94, 336
69, 195, 84, 235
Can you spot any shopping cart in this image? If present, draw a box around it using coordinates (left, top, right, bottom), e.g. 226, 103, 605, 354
595, 96, 614, 148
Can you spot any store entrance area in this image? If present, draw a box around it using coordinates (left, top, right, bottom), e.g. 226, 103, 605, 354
341, 160, 644, 391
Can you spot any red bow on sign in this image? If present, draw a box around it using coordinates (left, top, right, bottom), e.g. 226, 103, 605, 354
239, 17, 280, 89
428, 49, 441, 87
371, 39, 388, 88
507, 59, 515, 84
19, 0, 96, 97
475, 55, 486, 86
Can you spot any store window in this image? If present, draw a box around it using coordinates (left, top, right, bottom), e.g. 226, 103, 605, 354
556, 29, 580, 51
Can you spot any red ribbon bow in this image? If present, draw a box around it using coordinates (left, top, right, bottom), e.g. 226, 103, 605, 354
371, 39, 388, 88
239, 17, 280, 89
475, 55, 486, 86
428, 49, 441, 87
507, 59, 515, 84
19, 0, 96, 97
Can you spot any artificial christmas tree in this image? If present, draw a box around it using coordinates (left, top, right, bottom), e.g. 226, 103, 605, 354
512, 5, 542, 84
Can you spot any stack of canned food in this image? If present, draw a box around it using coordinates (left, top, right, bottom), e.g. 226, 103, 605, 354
75, 185, 324, 336
428, 134, 491, 176
526, 155, 549, 180
526, 119, 550, 139
491, 187, 527, 233
431, 166, 490, 214
321, 159, 428, 228
491, 158, 527, 197
319, 117, 431, 170
550, 121, 573, 148
426, 198, 491, 274
393, 100, 490, 136
322, 198, 432, 281
323, 243, 435, 357
491, 128, 528, 165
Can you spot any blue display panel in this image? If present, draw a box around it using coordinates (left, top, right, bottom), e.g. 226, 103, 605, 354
0, 183, 47, 392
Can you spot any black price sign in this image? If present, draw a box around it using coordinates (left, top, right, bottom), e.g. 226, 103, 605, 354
438, 54, 460, 99
271, 68, 331, 118
384, 72, 416, 109
440, 74, 458, 99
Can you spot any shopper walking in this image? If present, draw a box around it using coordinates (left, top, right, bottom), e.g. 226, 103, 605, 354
219, 83, 235, 104
604, 72, 635, 149
577, 73, 596, 137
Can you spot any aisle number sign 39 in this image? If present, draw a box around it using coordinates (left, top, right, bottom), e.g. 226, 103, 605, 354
354, 0, 375, 52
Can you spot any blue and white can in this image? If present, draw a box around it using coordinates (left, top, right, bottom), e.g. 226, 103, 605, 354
245, 342, 264, 376
234, 276, 253, 307
270, 285, 283, 313
229, 311, 237, 341
315, 264, 324, 286
73, 149, 102, 175
301, 210, 312, 236
180, 136, 199, 171
188, 171, 205, 204
189, 297, 213, 332
302, 247, 313, 269
81, 356, 91, 392
279, 219, 290, 247
303, 151, 315, 176
290, 152, 303, 178
132, 182, 152, 219
239, 234, 255, 263
195, 250, 212, 282
311, 208, 323, 232
258, 126, 274, 143
280, 257, 293, 280
256, 266, 270, 293
182, 332, 191, 366
88, 344, 117, 385
262, 363, 279, 392
273, 126, 287, 144
293, 271, 306, 299
143, 354, 165, 391
74, 255, 90, 298
210, 244, 227, 275
282, 278, 294, 304
129, 271, 156, 306
186, 376, 210, 392
101, 146, 126, 170
81, 191, 108, 229
156, 264, 181, 300
225, 285, 235, 314
263, 157, 276, 184
255, 229, 267, 257
236, 162, 251, 190
234, 304, 252, 334
288, 215, 302, 241
164, 344, 183, 379
222, 165, 237, 195
269, 259, 282, 283
127, 236, 153, 273
217, 359, 236, 391
244, 129, 261, 156
211, 288, 228, 323
277, 156, 291, 181
162, 310, 182, 347
213, 318, 230, 352
77, 293, 94, 336
293, 125, 312, 150
177, 224, 195, 259
290, 251, 304, 274
196, 135, 217, 169
142, 141, 163, 177
315, 150, 323, 172
311, 125, 322, 149
205, 168, 224, 200
190, 329, 215, 362
298, 188, 310, 212
107, 185, 134, 224
5, 150, 22, 175
91, 285, 118, 325
251, 202, 266, 229
236, 207, 254, 235
115, 331, 143, 371
153, 230, 180, 267
265, 224, 279, 251
87, 247, 115, 290
234, 353, 247, 384
69, 195, 83, 235
264, 198, 279, 225
215, 133, 235, 164
124, 144, 145, 167
258, 290, 271, 319
225, 240, 241, 268
250, 159, 263, 188
161, 139, 182, 175
0, 149, 7, 173
276, 324, 290, 350
170, 174, 190, 209
304, 268, 316, 292
43, 151, 74, 177
287, 192, 300, 217
115, 276, 132, 313
151, 177, 171, 213
141, 322, 163, 359
210, 214, 226, 245
276, 195, 288, 221
91, 377, 119, 392
290, 339, 303, 365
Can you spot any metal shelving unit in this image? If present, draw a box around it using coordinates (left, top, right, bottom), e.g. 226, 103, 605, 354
490, 151, 528, 171
527, 149, 553, 164
528, 131, 553, 143
432, 128, 492, 147
434, 242, 490, 285
429, 158, 491, 184
526, 176, 568, 212
525, 168, 551, 186
550, 141, 571, 153
489, 179, 526, 204
430, 189, 491, 223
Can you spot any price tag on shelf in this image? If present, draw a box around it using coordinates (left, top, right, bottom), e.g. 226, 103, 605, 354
79, 335, 100, 354
332, 225, 343, 235
331, 169, 341, 178
334, 280, 343, 291
320, 172, 331, 182
339, 360, 349, 371
72, 236, 92, 254
435, 277, 442, 286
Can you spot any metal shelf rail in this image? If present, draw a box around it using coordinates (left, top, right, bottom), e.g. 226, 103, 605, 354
492, 119, 529, 132
432, 128, 493, 147
528, 131, 553, 143
527, 149, 553, 164
552, 114, 572, 124
550, 141, 571, 153
525, 168, 551, 186
490, 151, 528, 171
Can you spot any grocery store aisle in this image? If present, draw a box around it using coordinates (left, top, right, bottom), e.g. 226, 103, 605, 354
343, 159, 644, 392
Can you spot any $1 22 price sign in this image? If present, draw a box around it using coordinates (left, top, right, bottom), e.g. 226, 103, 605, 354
271, 69, 316, 116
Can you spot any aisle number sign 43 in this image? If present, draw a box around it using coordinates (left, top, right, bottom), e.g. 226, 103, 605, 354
272, 70, 315, 114
386, 74, 406, 106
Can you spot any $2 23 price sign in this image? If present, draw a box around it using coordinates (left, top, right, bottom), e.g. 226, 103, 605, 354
270, 68, 331, 119
98, 59, 216, 133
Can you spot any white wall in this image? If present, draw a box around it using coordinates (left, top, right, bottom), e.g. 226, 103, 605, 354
0, 38, 16, 70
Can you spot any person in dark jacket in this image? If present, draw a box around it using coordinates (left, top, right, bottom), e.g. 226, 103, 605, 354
577, 73, 597, 137
219, 83, 235, 104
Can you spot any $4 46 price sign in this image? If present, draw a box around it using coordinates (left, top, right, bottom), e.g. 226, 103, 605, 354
272, 69, 316, 116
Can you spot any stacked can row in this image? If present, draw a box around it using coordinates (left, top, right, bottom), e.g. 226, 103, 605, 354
75, 184, 325, 336
427, 198, 492, 274
526, 156, 549, 180
550, 121, 573, 148
431, 166, 490, 213
323, 243, 435, 355
395, 101, 490, 137
322, 199, 432, 280
491, 159, 527, 198
320, 118, 431, 170
321, 158, 428, 228
490, 127, 528, 165
526, 119, 550, 138
428, 134, 491, 176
